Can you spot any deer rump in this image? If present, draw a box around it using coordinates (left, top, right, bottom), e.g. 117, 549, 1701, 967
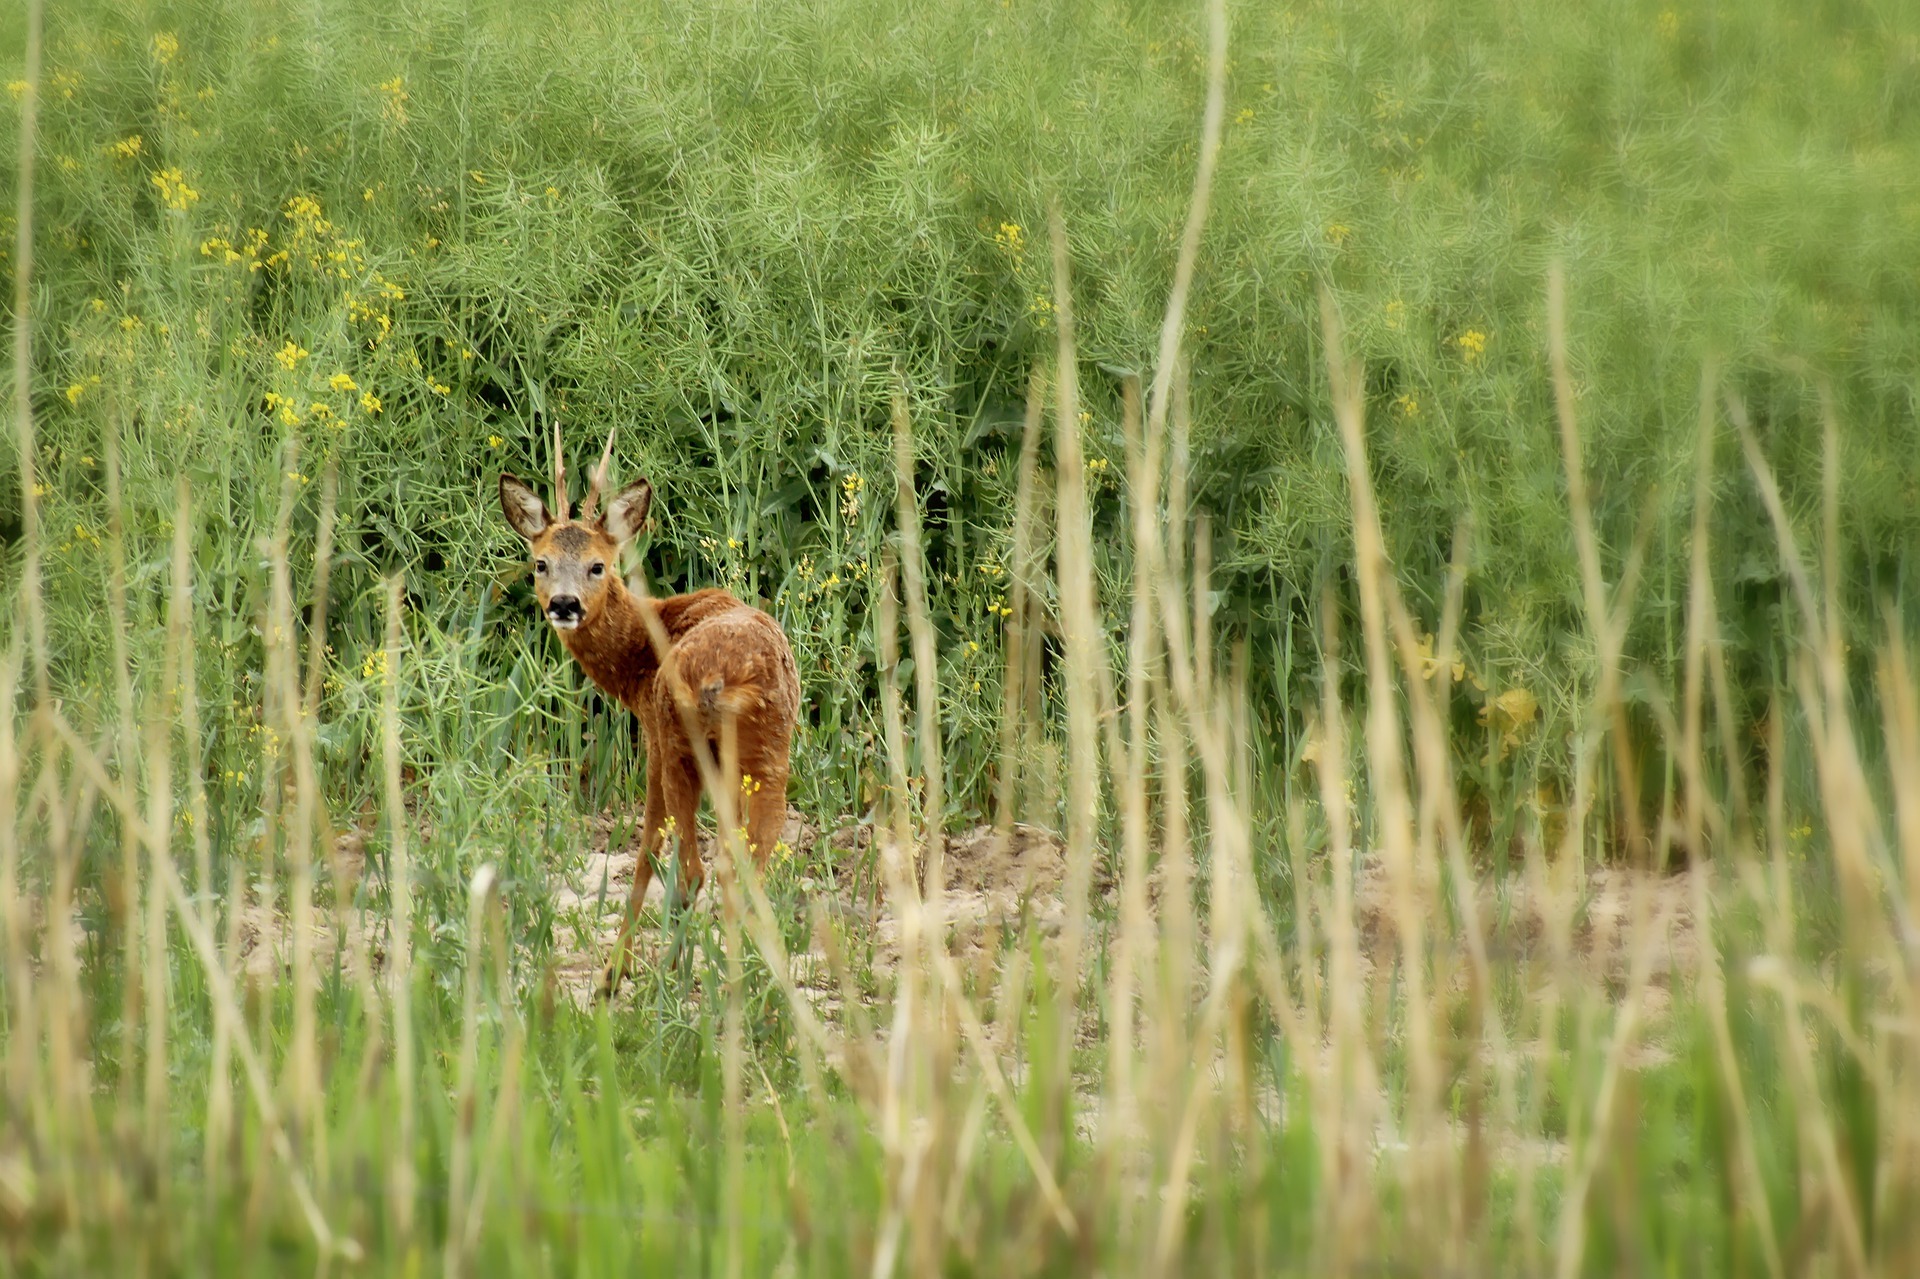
639, 588, 799, 764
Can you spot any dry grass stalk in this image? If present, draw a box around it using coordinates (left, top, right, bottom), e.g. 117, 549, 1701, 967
1045, 203, 1106, 1166
992, 365, 1051, 841
1680, 365, 1785, 1279
10, 0, 48, 706
891, 386, 947, 910
1320, 287, 1450, 1245
382, 575, 417, 1240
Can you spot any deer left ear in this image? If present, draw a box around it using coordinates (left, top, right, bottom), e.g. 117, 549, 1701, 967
602, 479, 653, 543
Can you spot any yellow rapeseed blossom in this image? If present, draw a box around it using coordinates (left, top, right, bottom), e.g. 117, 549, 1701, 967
1478, 686, 1539, 756
151, 167, 199, 209
1457, 328, 1488, 363
1393, 392, 1419, 419
993, 221, 1026, 258
839, 471, 863, 521
274, 340, 310, 370
151, 32, 180, 64
430, 380, 452, 396
1385, 298, 1407, 331
379, 76, 409, 125
1324, 222, 1353, 247
361, 648, 389, 680
330, 372, 358, 392
110, 135, 144, 160
359, 392, 382, 415
487, 434, 504, 449
6, 81, 29, 101
1235, 106, 1255, 125
1657, 9, 1680, 38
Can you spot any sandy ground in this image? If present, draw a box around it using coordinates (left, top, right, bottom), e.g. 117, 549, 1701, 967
229, 810, 1703, 1103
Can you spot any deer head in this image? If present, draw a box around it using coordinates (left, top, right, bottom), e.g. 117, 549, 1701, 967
498, 424, 652, 633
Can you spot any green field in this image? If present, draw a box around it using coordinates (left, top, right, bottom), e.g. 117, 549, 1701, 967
4, 0, 1920, 1272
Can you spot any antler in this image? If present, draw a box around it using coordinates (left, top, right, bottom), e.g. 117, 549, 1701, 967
577, 426, 618, 523
550, 416, 568, 518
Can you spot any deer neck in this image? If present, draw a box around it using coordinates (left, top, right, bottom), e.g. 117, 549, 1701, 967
558, 578, 661, 708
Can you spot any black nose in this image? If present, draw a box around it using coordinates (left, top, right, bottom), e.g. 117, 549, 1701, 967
548, 595, 582, 621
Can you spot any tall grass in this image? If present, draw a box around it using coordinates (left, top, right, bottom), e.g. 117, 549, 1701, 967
4, 0, 1920, 1274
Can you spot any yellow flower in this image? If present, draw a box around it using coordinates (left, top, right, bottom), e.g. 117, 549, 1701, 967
110, 135, 144, 160
274, 340, 310, 370
1478, 686, 1539, 755
1324, 222, 1352, 247
1384, 298, 1406, 330
65, 383, 86, 405
359, 391, 382, 415
1235, 106, 1254, 125
430, 380, 451, 396
1656, 9, 1679, 38
487, 434, 503, 449
993, 221, 1026, 257
151, 167, 199, 210
286, 470, 310, 485
361, 648, 389, 680
329, 372, 357, 392
1457, 329, 1488, 363
151, 32, 180, 64
1393, 392, 1419, 419
839, 471, 864, 521
6, 81, 29, 101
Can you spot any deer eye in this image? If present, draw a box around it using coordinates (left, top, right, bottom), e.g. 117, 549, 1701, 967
589, 562, 606, 578
534, 559, 548, 575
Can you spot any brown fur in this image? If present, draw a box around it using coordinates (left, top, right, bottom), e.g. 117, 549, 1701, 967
498, 472, 799, 995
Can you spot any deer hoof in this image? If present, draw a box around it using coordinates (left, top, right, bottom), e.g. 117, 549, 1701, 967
598, 957, 630, 1001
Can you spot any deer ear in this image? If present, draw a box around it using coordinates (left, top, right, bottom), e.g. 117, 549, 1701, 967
602, 478, 653, 543
498, 474, 552, 541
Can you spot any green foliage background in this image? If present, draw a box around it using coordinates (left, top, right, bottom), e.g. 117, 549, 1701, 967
4, 0, 1919, 821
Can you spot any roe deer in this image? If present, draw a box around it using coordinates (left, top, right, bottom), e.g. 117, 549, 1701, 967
499, 427, 799, 997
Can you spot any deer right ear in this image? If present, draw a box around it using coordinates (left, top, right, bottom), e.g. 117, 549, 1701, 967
498, 474, 552, 541
601, 479, 654, 544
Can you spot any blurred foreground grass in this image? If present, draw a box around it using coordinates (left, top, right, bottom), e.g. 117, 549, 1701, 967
3, 0, 1920, 1274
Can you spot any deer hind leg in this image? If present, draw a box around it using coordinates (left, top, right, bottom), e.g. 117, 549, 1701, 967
741, 753, 791, 872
